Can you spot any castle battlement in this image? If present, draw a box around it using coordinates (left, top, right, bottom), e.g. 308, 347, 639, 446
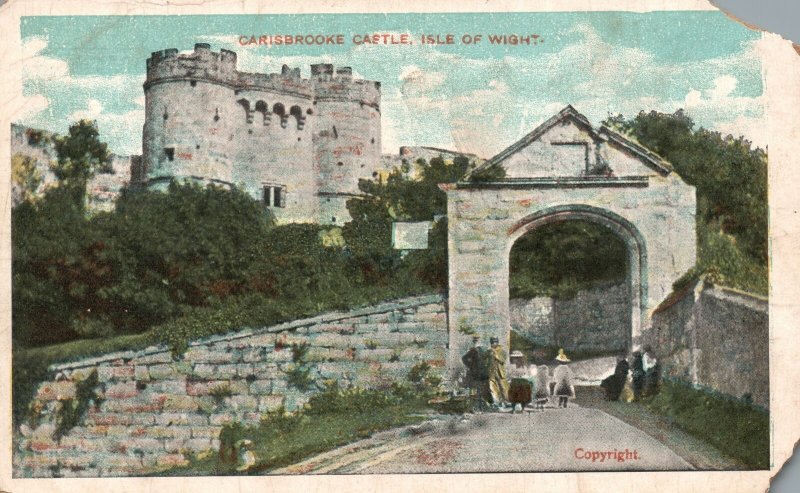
310, 63, 381, 108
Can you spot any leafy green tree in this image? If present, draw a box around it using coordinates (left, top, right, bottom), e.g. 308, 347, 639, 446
605, 110, 768, 293
93, 182, 276, 331
605, 110, 767, 264
12, 187, 93, 345
11, 153, 43, 204
52, 120, 110, 207
344, 156, 471, 289
509, 221, 628, 299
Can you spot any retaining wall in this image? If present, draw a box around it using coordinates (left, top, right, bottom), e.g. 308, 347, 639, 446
643, 280, 769, 409
14, 294, 446, 478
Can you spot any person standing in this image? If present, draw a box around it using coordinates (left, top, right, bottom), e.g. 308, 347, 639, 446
631, 351, 645, 401
642, 346, 660, 397
535, 365, 551, 410
487, 336, 509, 408
508, 351, 536, 413
552, 348, 575, 408
461, 335, 490, 410
601, 353, 630, 401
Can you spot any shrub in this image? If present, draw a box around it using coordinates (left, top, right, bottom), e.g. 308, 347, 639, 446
644, 379, 769, 469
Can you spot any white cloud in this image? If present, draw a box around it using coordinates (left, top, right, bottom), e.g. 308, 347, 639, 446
399, 65, 446, 94
708, 75, 737, 100
69, 99, 104, 121
11, 94, 50, 122
20, 36, 146, 153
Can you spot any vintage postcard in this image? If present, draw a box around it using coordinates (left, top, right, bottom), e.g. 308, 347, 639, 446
1, 0, 799, 492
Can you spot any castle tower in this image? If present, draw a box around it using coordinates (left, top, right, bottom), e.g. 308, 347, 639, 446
143, 44, 240, 189
229, 65, 316, 223
142, 47, 383, 225
311, 64, 382, 225
142, 44, 318, 223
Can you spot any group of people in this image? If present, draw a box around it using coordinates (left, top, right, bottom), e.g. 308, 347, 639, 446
600, 346, 661, 402
461, 335, 577, 412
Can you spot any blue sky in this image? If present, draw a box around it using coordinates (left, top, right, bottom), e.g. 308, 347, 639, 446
18, 12, 764, 157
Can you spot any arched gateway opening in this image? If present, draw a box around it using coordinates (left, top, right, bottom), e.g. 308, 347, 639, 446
507, 206, 647, 358
443, 106, 695, 377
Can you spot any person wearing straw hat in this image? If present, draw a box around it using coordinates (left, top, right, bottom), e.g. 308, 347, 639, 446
487, 336, 509, 408
552, 348, 575, 408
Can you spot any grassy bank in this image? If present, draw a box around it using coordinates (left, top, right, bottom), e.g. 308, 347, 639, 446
155, 385, 439, 476
643, 379, 769, 470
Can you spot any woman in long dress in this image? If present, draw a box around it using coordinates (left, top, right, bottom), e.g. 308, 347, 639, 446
552, 348, 575, 408
535, 365, 550, 410
507, 351, 536, 413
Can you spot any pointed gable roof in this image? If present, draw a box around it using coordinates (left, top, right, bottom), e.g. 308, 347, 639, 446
464, 105, 672, 181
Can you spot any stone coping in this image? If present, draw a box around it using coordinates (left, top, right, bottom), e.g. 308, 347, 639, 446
48, 293, 445, 373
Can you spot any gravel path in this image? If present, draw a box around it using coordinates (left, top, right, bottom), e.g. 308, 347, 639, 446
273, 404, 692, 474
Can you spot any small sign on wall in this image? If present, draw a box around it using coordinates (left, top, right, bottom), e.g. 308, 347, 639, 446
392, 221, 431, 250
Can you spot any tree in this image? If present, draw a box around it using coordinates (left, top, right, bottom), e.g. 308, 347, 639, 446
52, 120, 110, 207
509, 220, 628, 299
605, 110, 768, 293
11, 153, 43, 204
343, 156, 472, 289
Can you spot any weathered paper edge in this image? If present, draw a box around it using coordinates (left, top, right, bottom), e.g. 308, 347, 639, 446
0, 1, 796, 492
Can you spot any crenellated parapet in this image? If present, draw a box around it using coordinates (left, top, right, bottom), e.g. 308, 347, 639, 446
145, 44, 315, 100
145, 44, 239, 90
310, 64, 381, 110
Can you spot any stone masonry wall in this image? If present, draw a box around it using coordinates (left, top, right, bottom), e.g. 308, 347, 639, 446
553, 282, 630, 352
14, 295, 446, 478
510, 282, 629, 352
644, 280, 769, 408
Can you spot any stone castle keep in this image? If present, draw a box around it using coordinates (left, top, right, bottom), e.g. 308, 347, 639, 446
142, 43, 382, 224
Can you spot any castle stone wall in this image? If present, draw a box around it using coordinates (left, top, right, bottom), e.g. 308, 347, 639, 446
14, 295, 446, 478
644, 281, 769, 408
510, 281, 629, 352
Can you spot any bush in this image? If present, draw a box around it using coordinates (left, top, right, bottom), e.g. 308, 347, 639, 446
644, 379, 769, 469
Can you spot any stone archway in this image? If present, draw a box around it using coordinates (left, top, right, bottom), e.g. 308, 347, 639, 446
443, 106, 696, 374
506, 204, 647, 353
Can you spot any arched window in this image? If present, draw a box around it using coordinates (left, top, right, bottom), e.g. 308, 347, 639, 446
237, 99, 253, 124
290, 105, 305, 130
254, 100, 270, 126
273, 103, 287, 128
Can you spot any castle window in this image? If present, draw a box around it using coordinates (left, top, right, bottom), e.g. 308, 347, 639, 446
164, 148, 175, 161
190, 80, 197, 87
254, 101, 270, 126
237, 99, 253, 124
262, 184, 286, 208
273, 103, 285, 116
337, 161, 344, 167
